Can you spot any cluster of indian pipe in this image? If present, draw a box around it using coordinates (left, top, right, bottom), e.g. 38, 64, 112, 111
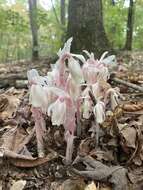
27, 38, 120, 164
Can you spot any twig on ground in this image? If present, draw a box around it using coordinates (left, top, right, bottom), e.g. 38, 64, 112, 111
111, 77, 143, 92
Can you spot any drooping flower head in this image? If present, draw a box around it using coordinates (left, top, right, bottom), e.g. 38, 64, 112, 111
82, 51, 116, 84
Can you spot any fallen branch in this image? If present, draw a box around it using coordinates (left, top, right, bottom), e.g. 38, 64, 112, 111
111, 77, 143, 92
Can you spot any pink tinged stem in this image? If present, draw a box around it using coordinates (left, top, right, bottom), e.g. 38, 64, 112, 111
76, 99, 82, 136
64, 98, 76, 164
32, 107, 46, 158
64, 98, 76, 135
57, 54, 70, 88
104, 90, 110, 106
65, 131, 75, 164
95, 123, 100, 148
59, 64, 66, 88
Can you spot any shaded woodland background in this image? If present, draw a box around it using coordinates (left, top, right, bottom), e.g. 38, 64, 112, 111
0, 0, 142, 62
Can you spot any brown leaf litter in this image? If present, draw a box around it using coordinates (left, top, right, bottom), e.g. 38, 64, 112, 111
0, 55, 143, 189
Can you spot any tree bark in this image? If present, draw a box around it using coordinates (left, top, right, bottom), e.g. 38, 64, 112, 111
28, 0, 39, 60
51, 0, 60, 25
67, 0, 111, 58
124, 0, 135, 50
111, 0, 115, 6
61, 0, 66, 26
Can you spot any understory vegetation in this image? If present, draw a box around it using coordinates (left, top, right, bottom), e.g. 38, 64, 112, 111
0, 0, 142, 62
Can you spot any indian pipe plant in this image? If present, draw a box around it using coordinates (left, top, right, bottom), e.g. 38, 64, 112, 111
27, 38, 120, 164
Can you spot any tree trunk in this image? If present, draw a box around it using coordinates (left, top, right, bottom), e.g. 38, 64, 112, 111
124, 0, 135, 50
67, 0, 111, 58
111, 0, 115, 6
61, 0, 66, 25
28, 0, 39, 60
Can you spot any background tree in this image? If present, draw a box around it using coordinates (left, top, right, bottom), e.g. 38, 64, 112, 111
124, 0, 135, 50
28, 0, 39, 60
67, 0, 111, 57
111, 0, 116, 6
0, 0, 142, 62
60, 0, 66, 26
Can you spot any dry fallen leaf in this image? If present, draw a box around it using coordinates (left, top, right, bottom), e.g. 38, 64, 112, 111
50, 182, 62, 190
0, 126, 28, 152
10, 180, 26, 190
123, 102, 143, 112
0, 95, 20, 120
118, 124, 136, 148
79, 138, 95, 156
60, 179, 86, 190
0, 149, 58, 168
128, 74, 143, 83
0, 88, 26, 120
90, 150, 114, 162
100, 187, 112, 190
85, 181, 97, 190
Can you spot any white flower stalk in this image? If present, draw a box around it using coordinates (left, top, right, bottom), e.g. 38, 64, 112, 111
57, 38, 86, 87
29, 85, 48, 114
93, 100, 105, 124
99, 51, 116, 67
65, 130, 75, 164
91, 82, 101, 99
111, 92, 119, 110
27, 69, 50, 87
104, 88, 120, 110
27, 69, 39, 82
65, 75, 81, 101
47, 67, 59, 86
83, 50, 94, 60
71, 53, 86, 64
55, 38, 75, 88
68, 57, 84, 84
102, 55, 116, 66
46, 86, 70, 98
43, 87, 57, 107
57, 37, 73, 58
82, 62, 100, 84
82, 98, 92, 119
82, 51, 111, 83
32, 107, 46, 157
100, 52, 117, 71
81, 87, 92, 119
99, 51, 109, 62
48, 97, 66, 126
82, 57, 107, 84
82, 62, 89, 82
52, 60, 67, 88
30, 85, 70, 115
98, 66, 110, 81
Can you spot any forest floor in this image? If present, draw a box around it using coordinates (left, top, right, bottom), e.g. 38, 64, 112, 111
0, 51, 143, 190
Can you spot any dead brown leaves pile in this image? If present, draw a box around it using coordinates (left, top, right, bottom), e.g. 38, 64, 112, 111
0, 60, 143, 190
